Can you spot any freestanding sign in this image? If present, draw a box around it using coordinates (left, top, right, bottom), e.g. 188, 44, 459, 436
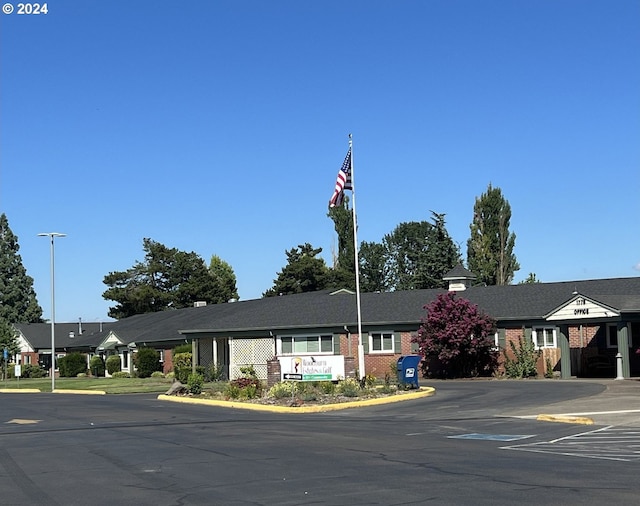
279, 355, 345, 382
14, 364, 21, 378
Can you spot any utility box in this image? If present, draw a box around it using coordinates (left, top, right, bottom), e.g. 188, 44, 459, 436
397, 355, 421, 389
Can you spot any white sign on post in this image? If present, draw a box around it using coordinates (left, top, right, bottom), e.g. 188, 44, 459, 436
14, 365, 21, 378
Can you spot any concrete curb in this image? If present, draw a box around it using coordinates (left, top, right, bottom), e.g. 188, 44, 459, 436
158, 386, 436, 413
536, 414, 594, 425
0, 388, 41, 394
52, 389, 107, 395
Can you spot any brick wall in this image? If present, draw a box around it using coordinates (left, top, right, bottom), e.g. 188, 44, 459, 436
339, 331, 417, 380
568, 324, 600, 348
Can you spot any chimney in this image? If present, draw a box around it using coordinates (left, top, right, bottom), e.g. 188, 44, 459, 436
78, 317, 83, 335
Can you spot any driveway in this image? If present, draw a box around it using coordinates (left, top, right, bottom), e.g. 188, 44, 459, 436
1, 380, 639, 505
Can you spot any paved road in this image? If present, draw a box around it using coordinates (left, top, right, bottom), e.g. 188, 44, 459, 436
1, 380, 640, 505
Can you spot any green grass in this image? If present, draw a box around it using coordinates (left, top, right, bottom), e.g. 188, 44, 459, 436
0, 376, 174, 394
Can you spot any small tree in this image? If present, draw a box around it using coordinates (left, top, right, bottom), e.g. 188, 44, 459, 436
414, 292, 498, 378
133, 347, 161, 378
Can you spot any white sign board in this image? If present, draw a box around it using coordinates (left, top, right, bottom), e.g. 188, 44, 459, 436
547, 296, 619, 321
14, 365, 21, 378
278, 355, 345, 381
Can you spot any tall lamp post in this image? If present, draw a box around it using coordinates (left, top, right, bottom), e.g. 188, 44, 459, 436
38, 232, 66, 392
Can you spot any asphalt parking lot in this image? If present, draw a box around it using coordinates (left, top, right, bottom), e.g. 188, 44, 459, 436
2, 379, 640, 505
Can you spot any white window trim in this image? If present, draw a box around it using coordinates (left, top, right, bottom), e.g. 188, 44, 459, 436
368, 331, 395, 354
277, 335, 334, 356
493, 332, 500, 351
532, 327, 557, 349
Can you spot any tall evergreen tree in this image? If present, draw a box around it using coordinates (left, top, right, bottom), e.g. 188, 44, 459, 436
467, 184, 520, 286
103, 238, 230, 319
327, 196, 356, 290
0, 213, 43, 323
263, 243, 331, 297
209, 255, 239, 302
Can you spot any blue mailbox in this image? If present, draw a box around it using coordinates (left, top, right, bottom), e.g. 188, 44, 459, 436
397, 355, 421, 389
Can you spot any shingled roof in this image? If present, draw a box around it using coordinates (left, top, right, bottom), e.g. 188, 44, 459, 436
20, 276, 640, 350
14, 322, 114, 350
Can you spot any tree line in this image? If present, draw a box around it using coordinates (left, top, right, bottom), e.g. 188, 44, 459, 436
0, 184, 521, 332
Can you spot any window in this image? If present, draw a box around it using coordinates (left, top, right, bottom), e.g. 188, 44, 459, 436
369, 332, 395, 353
280, 335, 333, 355
533, 327, 556, 349
607, 324, 633, 349
493, 332, 500, 350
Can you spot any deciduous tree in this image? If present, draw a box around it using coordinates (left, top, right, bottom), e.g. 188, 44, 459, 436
413, 292, 498, 378
467, 184, 519, 285
383, 212, 461, 290
359, 240, 390, 292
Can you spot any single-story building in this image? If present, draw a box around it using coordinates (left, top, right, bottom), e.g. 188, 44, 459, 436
12, 269, 640, 381
13, 321, 112, 373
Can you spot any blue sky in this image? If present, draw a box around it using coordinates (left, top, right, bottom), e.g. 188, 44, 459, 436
1, 0, 638, 323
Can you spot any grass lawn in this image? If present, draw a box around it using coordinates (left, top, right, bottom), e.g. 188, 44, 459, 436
0, 376, 175, 394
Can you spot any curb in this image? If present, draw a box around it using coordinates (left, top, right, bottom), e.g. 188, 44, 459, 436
536, 414, 594, 425
158, 386, 436, 413
53, 389, 107, 395
0, 388, 41, 394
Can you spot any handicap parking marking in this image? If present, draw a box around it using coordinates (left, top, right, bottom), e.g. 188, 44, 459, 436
448, 433, 534, 442
501, 425, 640, 462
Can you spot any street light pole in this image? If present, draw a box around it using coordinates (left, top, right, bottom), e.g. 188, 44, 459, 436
38, 232, 66, 392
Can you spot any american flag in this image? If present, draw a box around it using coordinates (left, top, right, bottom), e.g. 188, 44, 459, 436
329, 147, 352, 207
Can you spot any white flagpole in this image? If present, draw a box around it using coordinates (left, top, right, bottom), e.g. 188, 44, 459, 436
348, 134, 365, 380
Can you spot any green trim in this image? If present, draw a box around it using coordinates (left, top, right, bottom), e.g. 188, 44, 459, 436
393, 333, 401, 353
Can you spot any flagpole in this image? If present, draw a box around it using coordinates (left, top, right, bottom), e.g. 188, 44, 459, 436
348, 134, 366, 380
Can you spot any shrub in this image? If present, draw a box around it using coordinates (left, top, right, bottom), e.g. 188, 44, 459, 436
337, 378, 361, 397
204, 362, 225, 382
545, 357, 554, 379
111, 371, 130, 378
187, 373, 204, 394
133, 347, 161, 378
18, 363, 46, 378
90, 355, 105, 377
151, 371, 165, 378
173, 343, 192, 355
225, 376, 263, 400
268, 381, 296, 399
77, 373, 87, 378
58, 353, 87, 377
106, 355, 121, 375
173, 352, 192, 383
503, 336, 541, 378
318, 381, 336, 395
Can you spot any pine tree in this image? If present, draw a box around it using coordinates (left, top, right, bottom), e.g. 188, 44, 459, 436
0, 213, 43, 323
467, 184, 520, 286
